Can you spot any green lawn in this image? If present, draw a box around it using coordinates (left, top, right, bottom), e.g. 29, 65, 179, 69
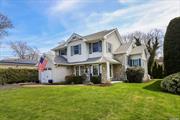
0, 80, 179, 120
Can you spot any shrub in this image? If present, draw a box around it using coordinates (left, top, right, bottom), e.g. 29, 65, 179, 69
161, 72, 180, 94
164, 17, 180, 76
90, 76, 101, 84
65, 75, 85, 84
126, 67, 144, 83
152, 62, 164, 79
0, 68, 38, 84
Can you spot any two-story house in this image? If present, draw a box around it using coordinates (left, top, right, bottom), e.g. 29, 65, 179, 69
39, 28, 149, 83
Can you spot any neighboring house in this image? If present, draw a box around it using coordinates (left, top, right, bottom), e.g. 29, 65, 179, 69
0, 58, 37, 69
155, 57, 163, 66
39, 28, 149, 83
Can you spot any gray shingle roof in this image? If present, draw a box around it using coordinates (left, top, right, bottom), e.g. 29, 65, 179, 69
52, 29, 116, 50
83, 29, 115, 42
53, 56, 120, 65
130, 45, 146, 55
0, 58, 37, 65
114, 42, 132, 54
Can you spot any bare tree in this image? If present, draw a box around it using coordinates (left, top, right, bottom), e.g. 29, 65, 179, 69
0, 13, 13, 39
26, 47, 40, 61
10, 41, 39, 61
121, 31, 146, 45
145, 29, 163, 75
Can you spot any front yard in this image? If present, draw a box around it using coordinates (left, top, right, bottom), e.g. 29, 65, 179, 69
0, 80, 179, 120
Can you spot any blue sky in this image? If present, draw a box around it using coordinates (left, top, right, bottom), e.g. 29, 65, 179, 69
0, 0, 179, 59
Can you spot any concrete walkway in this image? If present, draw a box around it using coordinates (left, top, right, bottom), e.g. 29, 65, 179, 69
111, 81, 123, 84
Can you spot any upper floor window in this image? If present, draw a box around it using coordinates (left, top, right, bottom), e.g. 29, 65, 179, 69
59, 48, 67, 55
128, 59, 141, 67
71, 44, 81, 56
107, 42, 112, 53
89, 41, 102, 54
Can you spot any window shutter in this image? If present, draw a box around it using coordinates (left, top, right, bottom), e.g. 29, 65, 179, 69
89, 43, 92, 54
128, 59, 130, 66
99, 41, 102, 52
71, 46, 73, 56
79, 44, 81, 55
139, 59, 141, 66
129, 59, 132, 66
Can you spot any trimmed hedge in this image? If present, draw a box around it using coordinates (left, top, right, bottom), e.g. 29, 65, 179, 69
164, 17, 180, 76
0, 68, 38, 84
90, 76, 101, 84
65, 75, 86, 84
161, 72, 180, 94
126, 67, 144, 83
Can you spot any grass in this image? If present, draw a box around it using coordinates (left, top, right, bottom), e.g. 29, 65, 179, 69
0, 80, 179, 120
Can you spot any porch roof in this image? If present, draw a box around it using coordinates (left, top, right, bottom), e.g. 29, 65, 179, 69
54, 56, 120, 65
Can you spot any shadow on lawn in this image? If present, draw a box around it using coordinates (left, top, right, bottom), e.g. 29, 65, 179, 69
143, 80, 163, 92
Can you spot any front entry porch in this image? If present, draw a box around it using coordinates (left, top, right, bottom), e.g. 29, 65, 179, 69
73, 62, 121, 83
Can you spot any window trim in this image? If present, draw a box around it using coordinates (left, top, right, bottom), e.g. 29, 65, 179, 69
89, 41, 102, 54
71, 44, 81, 56
107, 42, 112, 53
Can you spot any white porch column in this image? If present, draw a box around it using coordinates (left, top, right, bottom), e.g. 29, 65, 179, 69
106, 62, 110, 81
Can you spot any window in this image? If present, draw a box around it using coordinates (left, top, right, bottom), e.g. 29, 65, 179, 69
93, 42, 99, 52
93, 64, 99, 76
59, 48, 67, 55
71, 44, 81, 56
129, 59, 141, 67
89, 41, 102, 54
75, 66, 79, 76
107, 42, 112, 53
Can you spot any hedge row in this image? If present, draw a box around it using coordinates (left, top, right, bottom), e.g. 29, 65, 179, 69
0, 68, 38, 84
65, 75, 86, 84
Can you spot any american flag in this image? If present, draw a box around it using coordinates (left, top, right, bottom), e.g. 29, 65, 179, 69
38, 56, 48, 72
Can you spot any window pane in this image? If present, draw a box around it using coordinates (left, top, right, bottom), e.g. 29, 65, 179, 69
60, 48, 67, 55
93, 42, 99, 52
108, 43, 112, 52
132, 59, 139, 66
74, 45, 79, 55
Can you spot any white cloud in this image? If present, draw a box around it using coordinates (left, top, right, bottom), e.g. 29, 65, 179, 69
49, 0, 81, 14
84, 0, 180, 34
118, 0, 129, 3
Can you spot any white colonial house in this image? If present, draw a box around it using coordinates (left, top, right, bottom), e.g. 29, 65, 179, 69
39, 28, 149, 83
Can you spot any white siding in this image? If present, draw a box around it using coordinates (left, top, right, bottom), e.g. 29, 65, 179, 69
67, 40, 88, 62
104, 32, 121, 58
52, 66, 72, 82
39, 57, 72, 83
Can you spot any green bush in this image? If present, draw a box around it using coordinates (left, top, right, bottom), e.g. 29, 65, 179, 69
161, 72, 180, 94
65, 75, 85, 84
0, 68, 38, 84
90, 76, 101, 84
126, 67, 144, 83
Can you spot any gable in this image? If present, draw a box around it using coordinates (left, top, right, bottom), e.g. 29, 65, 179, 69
104, 29, 122, 45
67, 33, 83, 43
